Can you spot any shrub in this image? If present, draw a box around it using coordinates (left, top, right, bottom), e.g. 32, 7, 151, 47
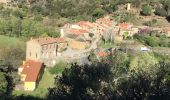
155, 6, 167, 17
141, 4, 152, 16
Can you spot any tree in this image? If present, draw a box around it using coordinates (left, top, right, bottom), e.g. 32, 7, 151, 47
48, 63, 113, 100
92, 8, 106, 18
0, 72, 8, 98
155, 6, 167, 17
129, 52, 159, 77
141, 4, 152, 16
115, 62, 170, 100
164, 0, 170, 15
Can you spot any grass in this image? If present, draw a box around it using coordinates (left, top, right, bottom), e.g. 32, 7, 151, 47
100, 42, 119, 49
12, 70, 55, 99
0, 35, 24, 47
49, 62, 71, 75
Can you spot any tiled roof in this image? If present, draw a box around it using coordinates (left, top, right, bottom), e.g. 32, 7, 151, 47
163, 27, 170, 32
20, 60, 43, 82
76, 21, 94, 28
30, 37, 66, 45
67, 29, 89, 35
97, 51, 110, 57
119, 23, 133, 30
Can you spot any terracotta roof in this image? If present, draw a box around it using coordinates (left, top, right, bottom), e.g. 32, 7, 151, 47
21, 60, 43, 82
94, 23, 108, 29
67, 29, 89, 35
97, 51, 110, 57
76, 21, 94, 28
31, 37, 66, 45
119, 23, 133, 30
163, 27, 170, 32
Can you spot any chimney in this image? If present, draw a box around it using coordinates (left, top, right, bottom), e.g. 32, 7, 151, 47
60, 28, 64, 37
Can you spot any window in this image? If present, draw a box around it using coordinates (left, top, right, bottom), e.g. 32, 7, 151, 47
36, 53, 38, 58
29, 52, 31, 57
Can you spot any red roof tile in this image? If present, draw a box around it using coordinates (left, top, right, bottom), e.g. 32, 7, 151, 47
119, 23, 133, 30
76, 21, 94, 28
97, 51, 110, 57
21, 60, 43, 82
163, 27, 170, 32
67, 29, 89, 35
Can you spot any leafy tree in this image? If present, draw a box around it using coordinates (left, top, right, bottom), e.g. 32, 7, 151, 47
163, 0, 170, 15
141, 4, 152, 16
115, 62, 170, 100
0, 72, 8, 98
155, 6, 167, 17
48, 63, 113, 100
129, 53, 159, 77
92, 8, 106, 18
12, 9, 24, 19
88, 50, 98, 63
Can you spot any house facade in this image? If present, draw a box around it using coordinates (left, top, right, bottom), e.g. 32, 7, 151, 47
26, 37, 67, 66
18, 60, 44, 91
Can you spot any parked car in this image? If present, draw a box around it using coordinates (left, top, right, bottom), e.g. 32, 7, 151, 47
140, 47, 151, 51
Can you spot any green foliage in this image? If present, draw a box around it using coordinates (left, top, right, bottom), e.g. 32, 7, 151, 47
48, 51, 170, 99
49, 62, 69, 75
12, 9, 24, 19
107, 51, 131, 77
144, 19, 157, 26
88, 50, 98, 63
48, 63, 112, 100
155, 6, 168, 17
0, 72, 7, 95
129, 52, 159, 76
0, 35, 25, 69
133, 34, 170, 47
92, 8, 106, 18
141, 4, 152, 16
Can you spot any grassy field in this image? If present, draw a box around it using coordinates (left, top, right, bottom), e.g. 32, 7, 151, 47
100, 42, 119, 49
0, 35, 24, 47
13, 70, 55, 99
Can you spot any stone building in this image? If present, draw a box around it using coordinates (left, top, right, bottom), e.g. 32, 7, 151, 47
0, 0, 11, 5
26, 37, 67, 66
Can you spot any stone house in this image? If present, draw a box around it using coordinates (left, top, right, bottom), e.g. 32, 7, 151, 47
26, 37, 67, 66
118, 23, 134, 36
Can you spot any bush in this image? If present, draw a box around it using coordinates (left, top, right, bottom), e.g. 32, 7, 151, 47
141, 4, 152, 16
155, 6, 167, 17
133, 34, 170, 47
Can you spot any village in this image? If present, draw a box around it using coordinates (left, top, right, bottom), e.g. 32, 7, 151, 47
1, 0, 170, 99
17, 13, 170, 91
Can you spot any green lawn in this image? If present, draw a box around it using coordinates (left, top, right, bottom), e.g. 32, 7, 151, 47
100, 42, 119, 49
13, 70, 55, 99
0, 35, 24, 47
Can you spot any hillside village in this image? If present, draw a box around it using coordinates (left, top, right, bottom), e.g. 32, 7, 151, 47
0, 0, 170, 99
18, 14, 170, 91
